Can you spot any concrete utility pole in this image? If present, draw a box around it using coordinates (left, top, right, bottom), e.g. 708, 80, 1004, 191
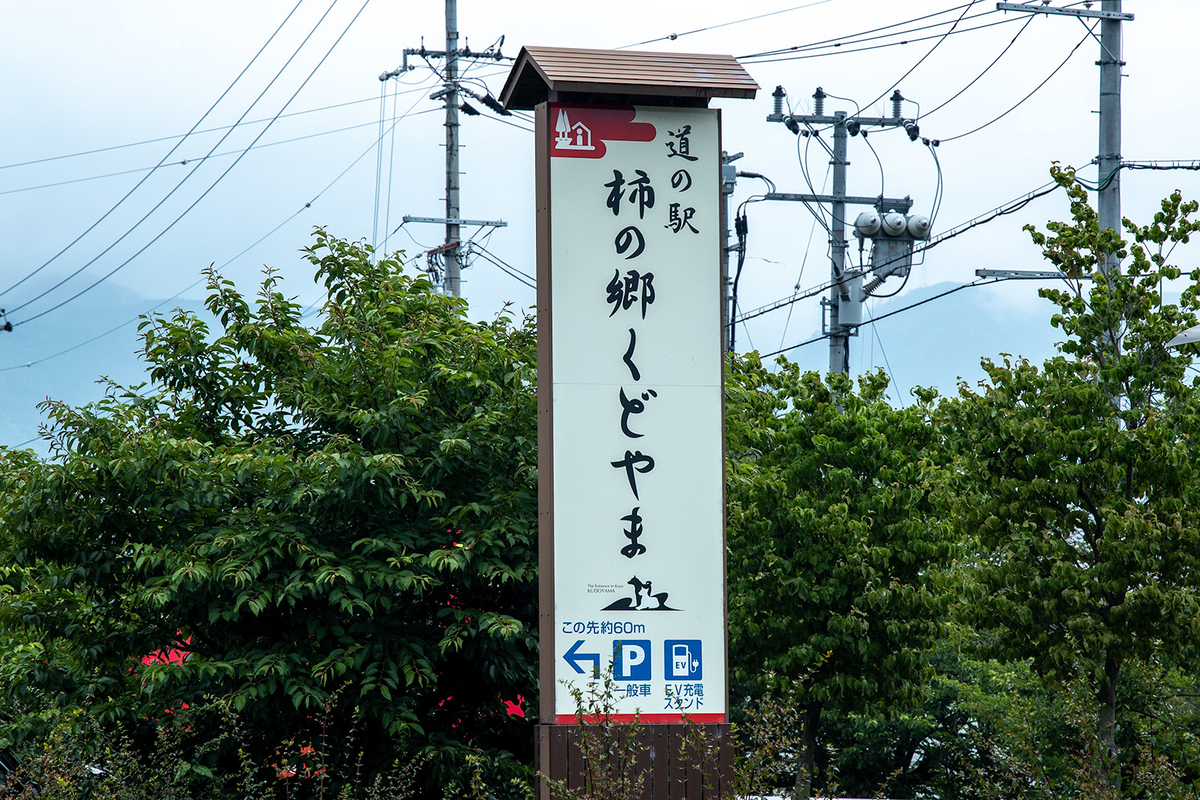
828, 110, 849, 374
1098, 0, 1124, 275
444, 0, 462, 296
384, 3, 509, 297
997, 1, 1132, 274
767, 87, 915, 373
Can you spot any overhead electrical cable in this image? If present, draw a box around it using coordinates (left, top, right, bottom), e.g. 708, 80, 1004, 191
778, 164, 829, 351
736, 178, 1064, 326
382, 78, 401, 261
940, 22, 1095, 143
469, 244, 535, 289
0, 91, 434, 173
0, 111, 440, 198
1, 75, 429, 373
742, 14, 1021, 64
855, 0, 977, 117
0, 0, 306, 301
740, 1, 978, 59
474, 113, 534, 133
5, 0, 346, 316
739, 3, 1003, 62
763, 278, 1004, 358
372, 77, 387, 255
10, 0, 374, 328
617, 0, 841, 49
871, 323, 905, 407
920, 13, 1036, 120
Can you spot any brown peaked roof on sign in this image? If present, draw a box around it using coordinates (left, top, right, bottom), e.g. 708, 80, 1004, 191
500, 46, 759, 110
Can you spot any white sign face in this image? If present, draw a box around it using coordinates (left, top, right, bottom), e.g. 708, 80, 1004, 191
547, 104, 725, 723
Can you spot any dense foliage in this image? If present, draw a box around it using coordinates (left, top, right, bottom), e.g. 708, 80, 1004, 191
944, 171, 1200, 784
0, 232, 538, 794
725, 361, 956, 798
4, 176, 1200, 799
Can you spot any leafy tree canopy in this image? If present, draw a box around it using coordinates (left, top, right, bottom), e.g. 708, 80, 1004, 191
941, 168, 1200, 770
0, 231, 539, 789
725, 357, 956, 797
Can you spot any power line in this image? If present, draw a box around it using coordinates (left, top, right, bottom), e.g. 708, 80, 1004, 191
4, 0, 346, 315
736, 178, 1064, 326
0, 91, 430, 173
921, 14, 1036, 120
857, 0, 978, 118
940, 22, 1095, 143
0, 81, 427, 373
0, 110, 440, 198
742, 13, 1021, 64
871, 322, 905, 407
740, 2, 977, 59
741, 4, 1008, 61
0, 0, 306, 302
372, 78, 387, 253
473, 113, 534, 134
762, 278, 1003, 358
617, 0, 842, 50
468, 244, 535, 289
10, 0, 373, 328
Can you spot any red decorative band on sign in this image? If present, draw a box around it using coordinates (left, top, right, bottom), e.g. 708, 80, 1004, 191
549, 104, 656, 159
556, 713, 726, 725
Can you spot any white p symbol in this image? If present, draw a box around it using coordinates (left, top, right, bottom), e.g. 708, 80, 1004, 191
621, 644, 646, 677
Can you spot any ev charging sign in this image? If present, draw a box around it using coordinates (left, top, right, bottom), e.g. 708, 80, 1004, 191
666, 640, 702, 680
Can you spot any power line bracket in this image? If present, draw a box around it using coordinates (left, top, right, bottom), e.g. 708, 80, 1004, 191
995, 3, 1133, 21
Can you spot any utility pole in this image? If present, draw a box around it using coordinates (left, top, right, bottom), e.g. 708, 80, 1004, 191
997, 1, 1132, 274
384, 3, 509, 297
767, 87, 917, 373
721, 152, 741, 351
1098, 0, 1124, 275
444, 0, 462, 296
829, 109, 849, 374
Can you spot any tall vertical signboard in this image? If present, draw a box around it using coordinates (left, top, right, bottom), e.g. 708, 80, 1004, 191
538, 103, 726, 724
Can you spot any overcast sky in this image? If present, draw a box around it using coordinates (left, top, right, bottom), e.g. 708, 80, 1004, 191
2, 0, 1195, 453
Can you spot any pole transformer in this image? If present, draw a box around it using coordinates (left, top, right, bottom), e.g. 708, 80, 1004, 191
767, 87, 914, 374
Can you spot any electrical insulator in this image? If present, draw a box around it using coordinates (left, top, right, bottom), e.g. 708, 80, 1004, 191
813, 86, 826, 117
881, 212, 907, 236
772, 85, 786, 117
903, 120, 920, 141
906, 214, 932, 239
890, 90, 904, 120
854, 211, 881, 236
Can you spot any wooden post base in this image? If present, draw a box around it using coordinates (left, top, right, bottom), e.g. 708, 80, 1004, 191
535, 722, 735, 800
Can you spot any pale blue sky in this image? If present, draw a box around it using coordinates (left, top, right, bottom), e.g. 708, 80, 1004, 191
3, 0, 1195, 454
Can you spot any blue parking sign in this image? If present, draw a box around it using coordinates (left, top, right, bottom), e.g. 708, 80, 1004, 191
613, 639, 652, 681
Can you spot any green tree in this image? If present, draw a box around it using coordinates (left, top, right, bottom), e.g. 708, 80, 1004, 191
942, 171, 1200, 787
0, 231, 539, 793
725, 357, 956, 800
